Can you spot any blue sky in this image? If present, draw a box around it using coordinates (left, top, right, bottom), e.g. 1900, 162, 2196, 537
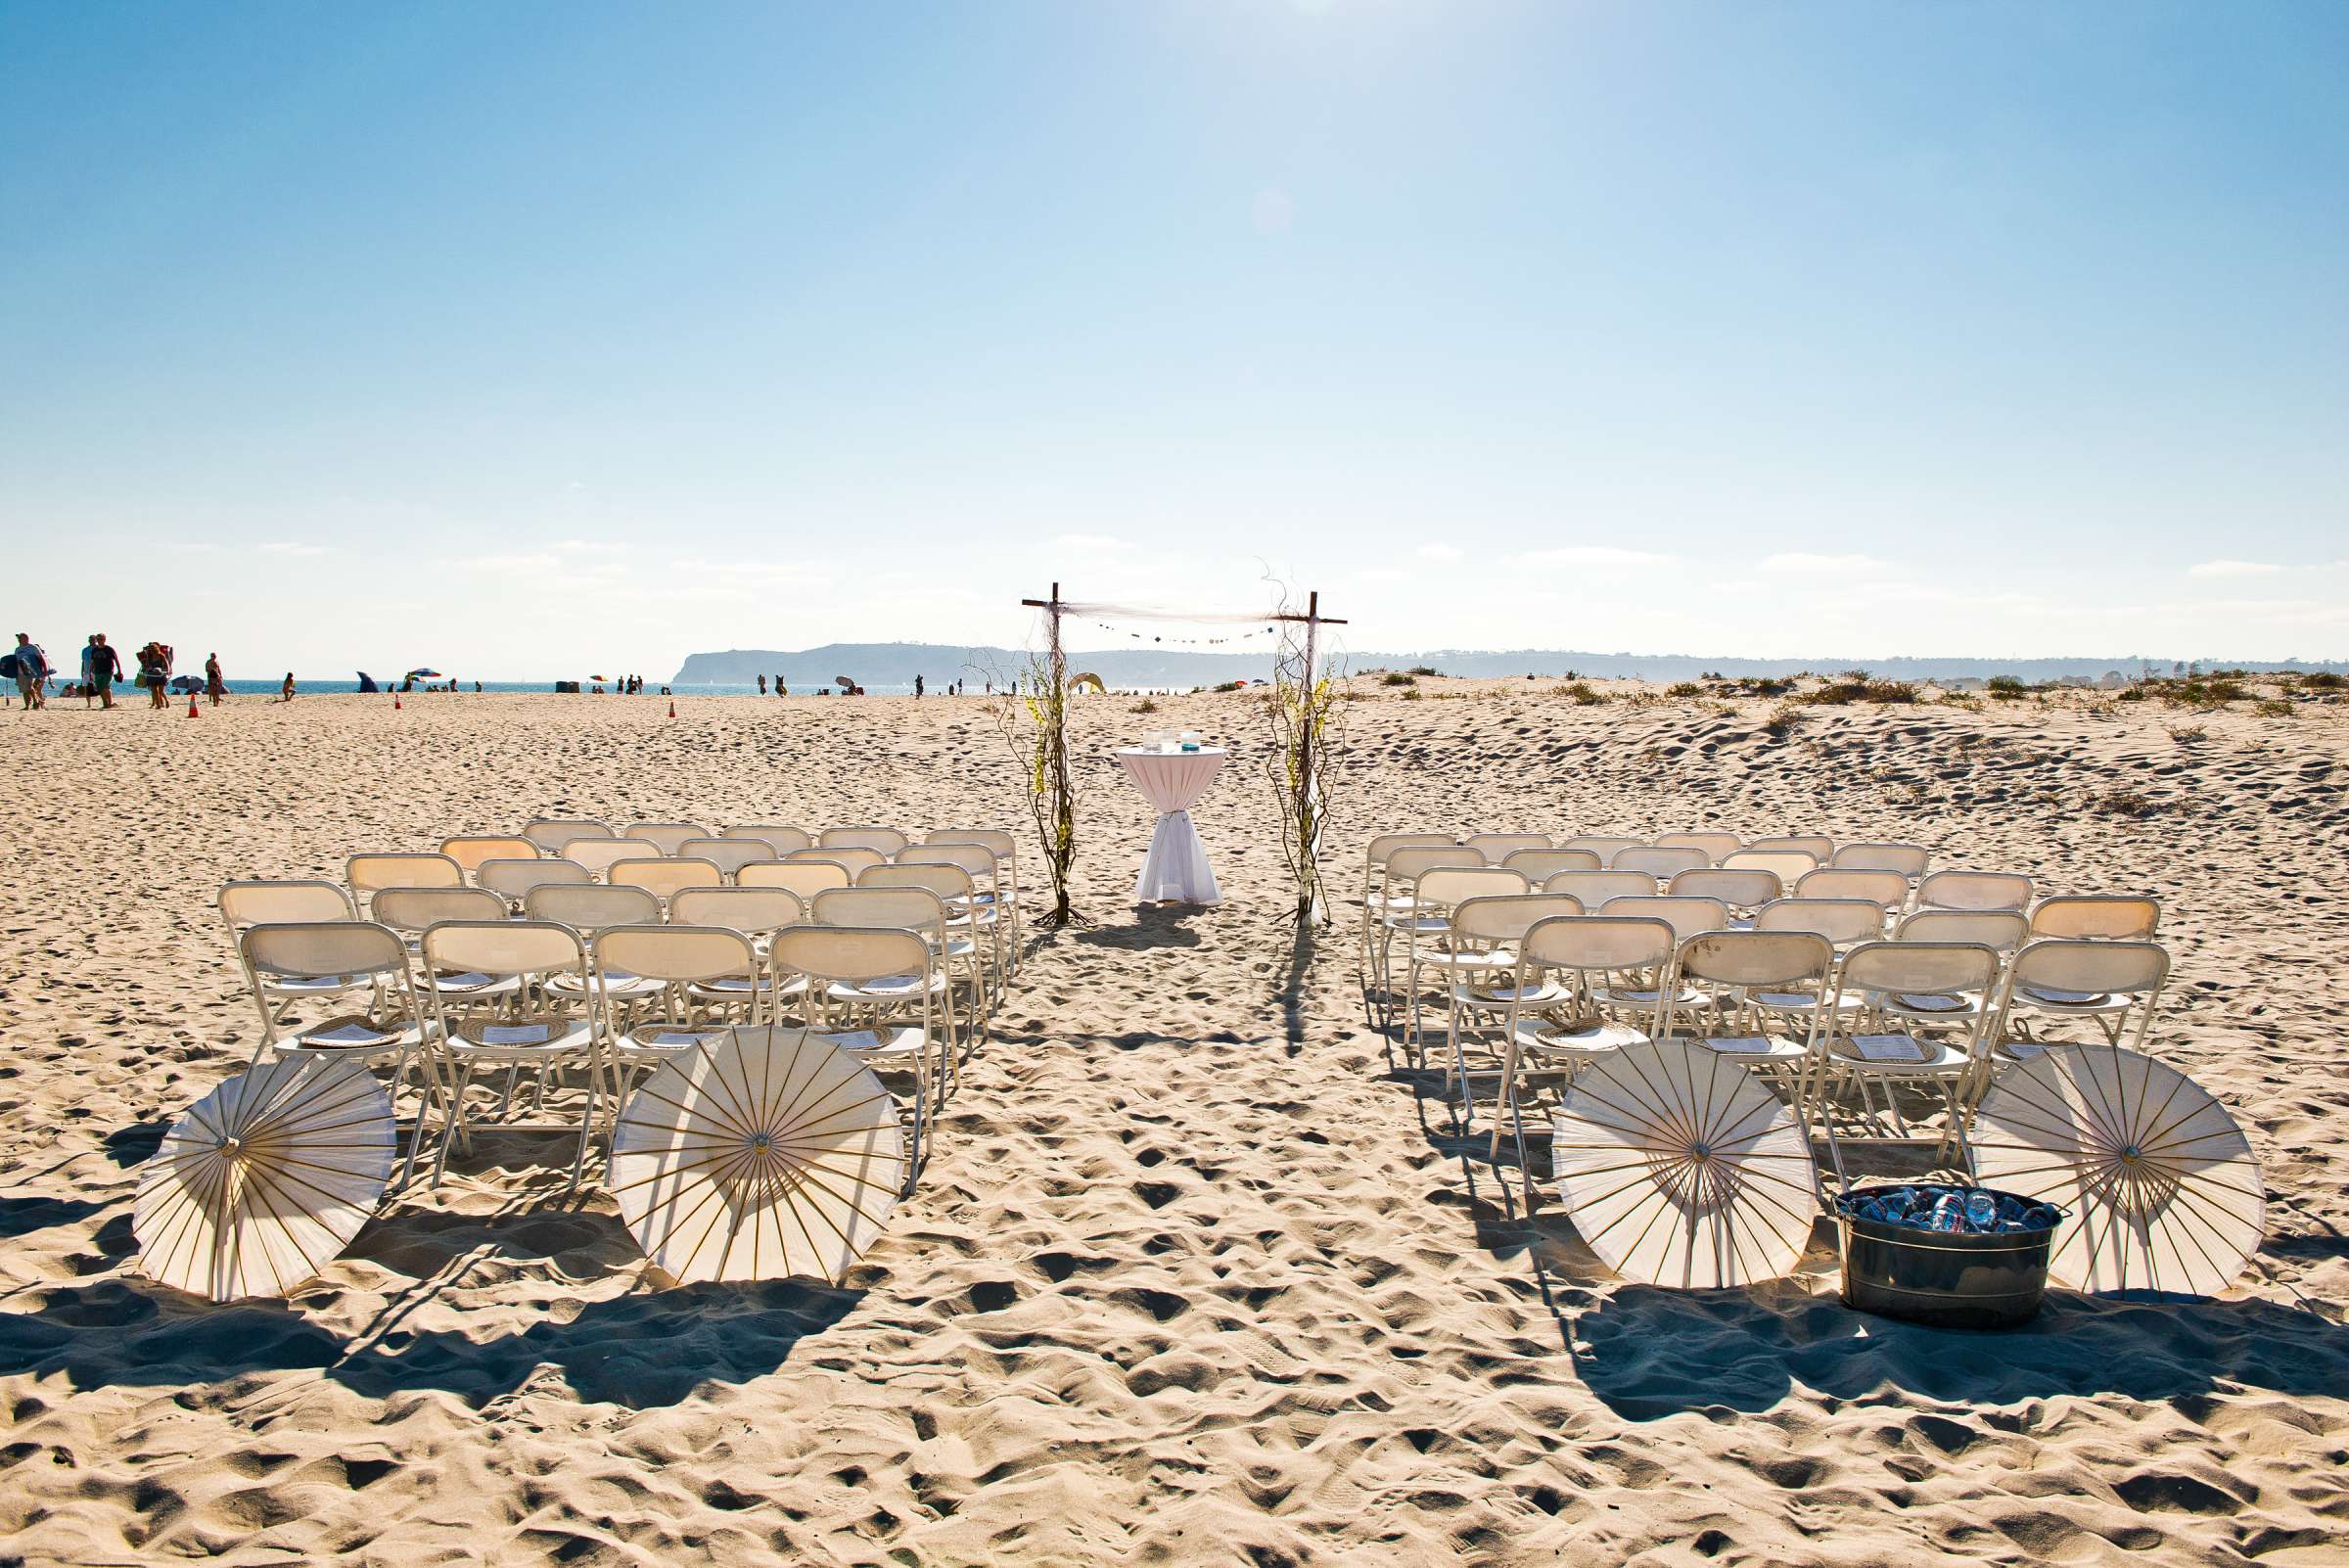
2, 1, 2344, 676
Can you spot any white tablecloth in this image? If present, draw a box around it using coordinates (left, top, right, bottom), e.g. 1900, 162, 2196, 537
1115, 748, 1226, 904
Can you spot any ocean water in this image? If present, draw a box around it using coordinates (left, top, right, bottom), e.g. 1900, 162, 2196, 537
142, 679, 945, 698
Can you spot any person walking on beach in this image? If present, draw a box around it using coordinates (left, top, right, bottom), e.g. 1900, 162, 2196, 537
81, 634, 121, 709
914, 673, 924, 700
757, 674, 766, 696
136, 641, 171, 708
204, 652, 225, 707
11, 634, 48, 710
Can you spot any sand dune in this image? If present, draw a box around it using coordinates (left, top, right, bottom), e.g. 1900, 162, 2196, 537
3, 682, 2346, 1566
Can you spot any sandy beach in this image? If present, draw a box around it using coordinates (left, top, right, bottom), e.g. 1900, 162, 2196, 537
3, 680, 2346, 1567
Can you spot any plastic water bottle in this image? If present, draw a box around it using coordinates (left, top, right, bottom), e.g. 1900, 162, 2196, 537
1995, 1195, 2027, 1231
1929, 1193, 1962, 1232
1964, 1191, 1998, 1232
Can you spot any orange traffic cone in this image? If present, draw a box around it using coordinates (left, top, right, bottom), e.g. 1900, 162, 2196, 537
668, 700, 677, 718
186, 694, 200, 717
393, 692, 402, 710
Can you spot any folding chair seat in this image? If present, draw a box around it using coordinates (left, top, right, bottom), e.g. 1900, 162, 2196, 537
416, 920, 604, 1189
239, 920, 438, 1188
772, 924, 944, 1193
1996, 939, 2168, 1055
1488, 915, 1679, 1199
1810, 941, 2003, 1180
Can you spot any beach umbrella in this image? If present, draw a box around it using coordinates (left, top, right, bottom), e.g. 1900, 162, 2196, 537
1070, 671, 1105, 694
133, 1057, 396, 1302
1550, 1038, 1819, 1288
406, 668, 444, 681
833, 675, 854, 692
1972, 1045, 2263, 1295
611, 1024, 903, 1284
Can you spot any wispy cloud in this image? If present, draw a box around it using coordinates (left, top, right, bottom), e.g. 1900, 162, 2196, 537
2187, 559, 2283, 578
1515, 546, 1677, 568
259, 541, 327, 558
1417, 543, 1463, 563
1757, 551, 1895, 575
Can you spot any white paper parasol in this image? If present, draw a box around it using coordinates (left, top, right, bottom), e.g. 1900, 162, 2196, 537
1972, 1044, 2263, 1295
1550, 1038, 1820, 1287
611, 1024, 903, 1283
134, 1056, 396, 1301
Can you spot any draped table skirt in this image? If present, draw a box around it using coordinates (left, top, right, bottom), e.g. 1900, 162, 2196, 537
1115, 748, 1226, 905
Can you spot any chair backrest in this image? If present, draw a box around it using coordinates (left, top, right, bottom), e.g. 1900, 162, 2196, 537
622, 822, 711, 855
2007, 938, 2169, 999
1656, 831, 1741, 863
371, 886, 509, 936
421, 918, 587, 982
859, 863, 976, 904
1560, 834, 1640, 860
1367, 832, 1458, 868
1750, 834, 1833, 861
771, 924, 934, 986
723, 824, 813, 854
788, 847, 886, 876
560, 838, 668, 878
347, 853, 466, 901
2029, 895, 2160, 941
678, 838, 781, 878
1794, 867, 1909, 910
1413, 867, 1531, 908
1447, 893, 1585, 945
1917, 869, 2033, 913
611, 857, 725, 904
1540, 870, 1656, 906
440, 836, 539, 874
928, 828, 1014, 860
820, 826, 910, 856
524, 817, 611, 853
1675, 929, 1835, 990
1830, 841, 1930, 878
1463, 832, 1550, 864
474, 857, 591, 904
1895, 908, 2029, 953
1721, 849, 1819, 883
1836, 940, 2000, 999
1519, 914, 1676, 974
1610, 845, 1709, 880
1384, 845, 1482, 883
219, 879, 355, 931
241, 920, 410, 983
1599, 895, 1729, 945
898, 843, 998, 883
1668, 868, 1780, 909
668, 885, 807, 935
1501, 848, 1603, 880
524, 882, 663, 933
1752, 898, 1887, 947
592, 923, 760, 985
811, 885, 947, 938
738, 859, 855, 899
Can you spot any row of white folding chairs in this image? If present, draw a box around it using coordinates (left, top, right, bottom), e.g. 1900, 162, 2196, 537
1435, 916, 2170, 1202
1369, 830, 1924, 877
234, 911, 965, 1198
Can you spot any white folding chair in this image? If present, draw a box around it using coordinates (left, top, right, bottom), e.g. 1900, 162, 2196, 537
772, 924, 944, 1194
1996, 938, 2169, 1053
346, 852, 465, 914
1916, 869, 2033, 914
475, 856, 590, 909
609, 856, 725, 909
2027, 895, 2159, 941
559, 838, 668, 880
440, 836, 539, 876
590, 924, 769, 1091
220, 880, 367, 1026
1811, 941, 2003, 1182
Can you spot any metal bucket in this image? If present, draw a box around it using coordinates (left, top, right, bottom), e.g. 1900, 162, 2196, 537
1833, 1186, 2063, 1330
